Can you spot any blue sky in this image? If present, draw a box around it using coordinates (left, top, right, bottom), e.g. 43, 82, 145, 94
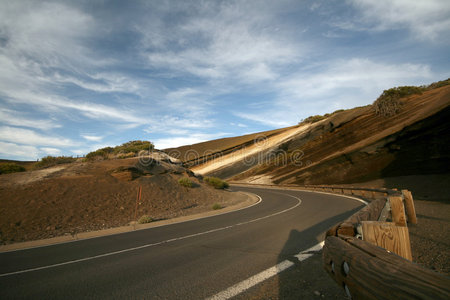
0, 0, 449, 160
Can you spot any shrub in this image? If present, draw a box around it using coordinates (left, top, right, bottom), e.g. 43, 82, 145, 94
33, 156, 76, 169
299, 109, 345, 125
113, 140, 154, 155
373, 85, 427, 117
427, 78, 450, 90
85, 141, 154, 160
85, 149, 109, 161
178, 177, 193, 188
373, 96, 402, 117
0, 163, 26, 174
302, 115, 327, 124
212, 203, 222, 210
117, 152, 136, 159
203, 176, 229, 189
138, 215, 153, 224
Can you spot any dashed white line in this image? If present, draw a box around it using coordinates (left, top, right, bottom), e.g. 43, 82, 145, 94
0, 193, 302, 278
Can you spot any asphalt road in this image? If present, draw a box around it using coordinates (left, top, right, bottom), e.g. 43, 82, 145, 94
0, 186, 364, 299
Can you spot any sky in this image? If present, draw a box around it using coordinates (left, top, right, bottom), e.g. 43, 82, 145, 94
0, 0, 449, 161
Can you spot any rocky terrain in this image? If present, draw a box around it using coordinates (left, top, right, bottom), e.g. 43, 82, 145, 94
166, 81, 450, 276
174, 84, 449, 187
0, 152, 240, 244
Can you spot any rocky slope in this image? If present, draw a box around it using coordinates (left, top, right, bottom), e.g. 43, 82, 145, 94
169, 83, 449, 188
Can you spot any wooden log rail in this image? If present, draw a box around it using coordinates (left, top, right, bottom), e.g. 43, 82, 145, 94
317, 185, 450, 299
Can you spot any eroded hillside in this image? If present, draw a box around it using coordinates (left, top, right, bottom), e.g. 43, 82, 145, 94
170, 83, 450, 187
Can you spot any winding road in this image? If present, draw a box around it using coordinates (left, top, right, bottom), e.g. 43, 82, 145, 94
0, 185, 364, 299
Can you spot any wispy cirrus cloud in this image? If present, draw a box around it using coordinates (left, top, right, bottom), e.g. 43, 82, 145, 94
0, 126, 75, 147
346, 0, 450, 41
0, 108, 61, 131
0, 141, 40, 160
142, 1, 303, 85
0, 1, 448, 160
235, 58, 433, 126
153, 132, 230, 150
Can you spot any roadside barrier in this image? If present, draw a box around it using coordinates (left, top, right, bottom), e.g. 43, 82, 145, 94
231, 182, 450, 299
306, 185, 450, 299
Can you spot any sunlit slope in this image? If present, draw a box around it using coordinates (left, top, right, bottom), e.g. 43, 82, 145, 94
168, 82, 450, 185
233, 84, 450, 185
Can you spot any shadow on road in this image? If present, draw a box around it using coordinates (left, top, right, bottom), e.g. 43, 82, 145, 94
276, 206, 362, 299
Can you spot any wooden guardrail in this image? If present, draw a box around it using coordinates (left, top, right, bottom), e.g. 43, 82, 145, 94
313, 185, 450, 299
232, 182, 450, 298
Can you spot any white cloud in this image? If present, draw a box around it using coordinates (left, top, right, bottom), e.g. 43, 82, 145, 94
1, 89, 146, 125
153, 132, 229, 149
348, 0, 450, 41
0, 108, 61, 130
40, 147, 61, 156
81, 135, 104, 142
0, 1, 147, 129
145, 116, 215, 134
0, 141, 39, 160
231, 122, 248, 128
234, 112, 293, 128
278, 58, 432, 101
143, 2, 303, 84
0, 126, 75, 147
235, 58, 433, 126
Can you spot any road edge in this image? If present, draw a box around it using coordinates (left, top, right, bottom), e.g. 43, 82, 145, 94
0, 191, 261, 253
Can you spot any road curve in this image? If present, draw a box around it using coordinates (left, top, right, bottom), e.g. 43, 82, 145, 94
0, 186, 364, 299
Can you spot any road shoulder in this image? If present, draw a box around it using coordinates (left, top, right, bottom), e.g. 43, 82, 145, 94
0, 191, 260, 252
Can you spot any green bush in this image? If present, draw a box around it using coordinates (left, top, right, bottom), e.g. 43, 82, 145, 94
33, 156, 76, 169
212, 203, 222, 210
138, 215, 153, 224
178, 177, 194, 188
0, 163, 26, 174
203, 176, 229, 189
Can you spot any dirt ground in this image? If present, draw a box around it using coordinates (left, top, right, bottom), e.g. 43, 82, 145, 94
408, 200, 450, 275
1, 161, 448, 282
0, 158, 241, 244
347, 174, 450, 276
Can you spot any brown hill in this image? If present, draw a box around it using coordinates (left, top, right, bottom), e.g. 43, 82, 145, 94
168, 83, 450, 195
0, 154, 239, 244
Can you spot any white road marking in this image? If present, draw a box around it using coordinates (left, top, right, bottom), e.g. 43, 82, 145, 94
0, 193, 302, 277
2, 191, 263, 254
206, 241, 325, 300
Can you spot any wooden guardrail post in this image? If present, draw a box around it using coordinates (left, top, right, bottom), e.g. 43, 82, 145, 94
402, 190, 417, 224
361, 221, 412, 260
389, 196, 407, 226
